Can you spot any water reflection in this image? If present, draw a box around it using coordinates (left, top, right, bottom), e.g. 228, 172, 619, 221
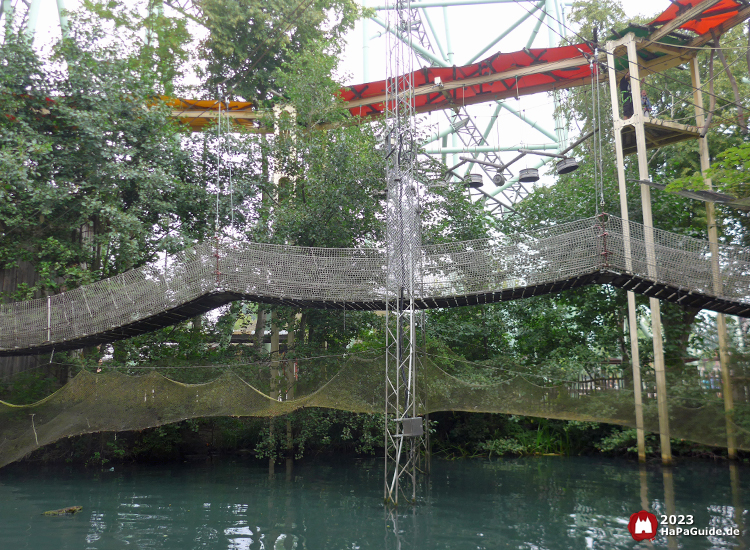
0, 457, 747, 549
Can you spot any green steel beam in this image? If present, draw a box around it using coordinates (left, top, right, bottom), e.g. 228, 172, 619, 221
371, 16, 450, 67
371, 0, 536, 8
424, 143, 558, 154
497, 101, 558, 143
420, 7, 448, 63
2, 0, 69, 40
423, 118, 469, 145
442, 6, 453, 65
525, 4, 546, 49
26, 0, 43, 38
467, 0, 544, 64
362, 0, 370, 81
461, 105, 502, 176
546, 0, 568, 149
57, 0, 68, 37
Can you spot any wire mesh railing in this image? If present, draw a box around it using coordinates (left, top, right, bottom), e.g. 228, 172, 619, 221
2, 215, 750, 355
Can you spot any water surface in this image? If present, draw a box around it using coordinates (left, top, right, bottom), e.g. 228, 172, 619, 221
1, 456, 747, 549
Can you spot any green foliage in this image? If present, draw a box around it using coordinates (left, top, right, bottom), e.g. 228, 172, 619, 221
567, 0, 626, 43
0, 18, 209, 297
196, 0, 363, 103
256, 410, 384, 461
0, 370, 60, 405
85, 451, 109, 467
595, 428, 653, 455
80, 0, 192, 95
701, 143, 750, 200
132, 425, 186, 459
479, 437, 527, 457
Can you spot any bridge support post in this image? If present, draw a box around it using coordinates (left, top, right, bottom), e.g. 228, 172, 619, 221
627, 35, 672, 466
690, 57, 736, 459
607, 40, 646, 464
607, 34, 672, 465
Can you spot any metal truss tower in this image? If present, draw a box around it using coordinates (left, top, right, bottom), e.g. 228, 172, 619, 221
368, 0, 569, 216
0, 0, 68, 37
383, 0, 426, 506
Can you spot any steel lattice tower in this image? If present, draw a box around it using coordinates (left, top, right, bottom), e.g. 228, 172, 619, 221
383, 0, 425, 506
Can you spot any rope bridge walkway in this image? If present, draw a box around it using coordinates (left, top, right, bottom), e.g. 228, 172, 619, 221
3, 215, 750, 356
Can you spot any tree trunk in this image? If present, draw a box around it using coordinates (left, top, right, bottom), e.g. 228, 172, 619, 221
702, 45, 716, 136
712, 30, 746, 133
253, 308, 266, 351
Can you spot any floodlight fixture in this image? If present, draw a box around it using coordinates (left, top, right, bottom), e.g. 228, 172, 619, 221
466, 174, 483, 188
518, 168, 540, 183
555, 157, 579, 175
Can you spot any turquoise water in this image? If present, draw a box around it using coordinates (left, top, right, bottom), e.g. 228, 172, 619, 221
0, 456, 747, 549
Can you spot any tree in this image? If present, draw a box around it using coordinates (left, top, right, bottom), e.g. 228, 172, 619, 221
80, 0, 192, 96
195, 0, 364, 103
0, 21, 196, 297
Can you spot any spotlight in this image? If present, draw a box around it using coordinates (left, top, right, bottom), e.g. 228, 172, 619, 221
518, 168, 539, 183
492, 171, 506, 186
555, 157, 579, 175
466, 174, 483, 188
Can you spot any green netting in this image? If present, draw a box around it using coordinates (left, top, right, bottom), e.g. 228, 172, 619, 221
1, 353, 748, 468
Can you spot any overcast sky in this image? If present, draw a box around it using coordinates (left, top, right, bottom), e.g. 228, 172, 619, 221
33, 0, 673, 82
30, 0, 675, 196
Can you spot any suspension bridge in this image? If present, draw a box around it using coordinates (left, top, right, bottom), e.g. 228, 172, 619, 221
2, 214, 749, 356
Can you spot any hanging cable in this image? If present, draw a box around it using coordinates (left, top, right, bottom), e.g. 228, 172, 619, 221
595, 48, 605, 210
517, 1, 747, 128
589, 57, 599, 216
215, 93, 221, 234
225, 95, 234, 229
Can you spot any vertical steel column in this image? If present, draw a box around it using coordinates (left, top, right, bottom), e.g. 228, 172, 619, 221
25, 0, 42, 38
606, 38, 646, 463
690, 57, 736, 459
441, 6, 453, 64
0, 0, 12, 26
3, 0, 69, 40
363, 0, 370, 82
384, 0, 425, 506
545, 0, 567, 150
56, 0, 67, 36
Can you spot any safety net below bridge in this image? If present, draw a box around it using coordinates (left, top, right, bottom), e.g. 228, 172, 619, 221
1, 351, 749, 468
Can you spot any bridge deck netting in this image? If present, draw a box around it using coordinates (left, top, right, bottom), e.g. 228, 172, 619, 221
2, 216, 750, 356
